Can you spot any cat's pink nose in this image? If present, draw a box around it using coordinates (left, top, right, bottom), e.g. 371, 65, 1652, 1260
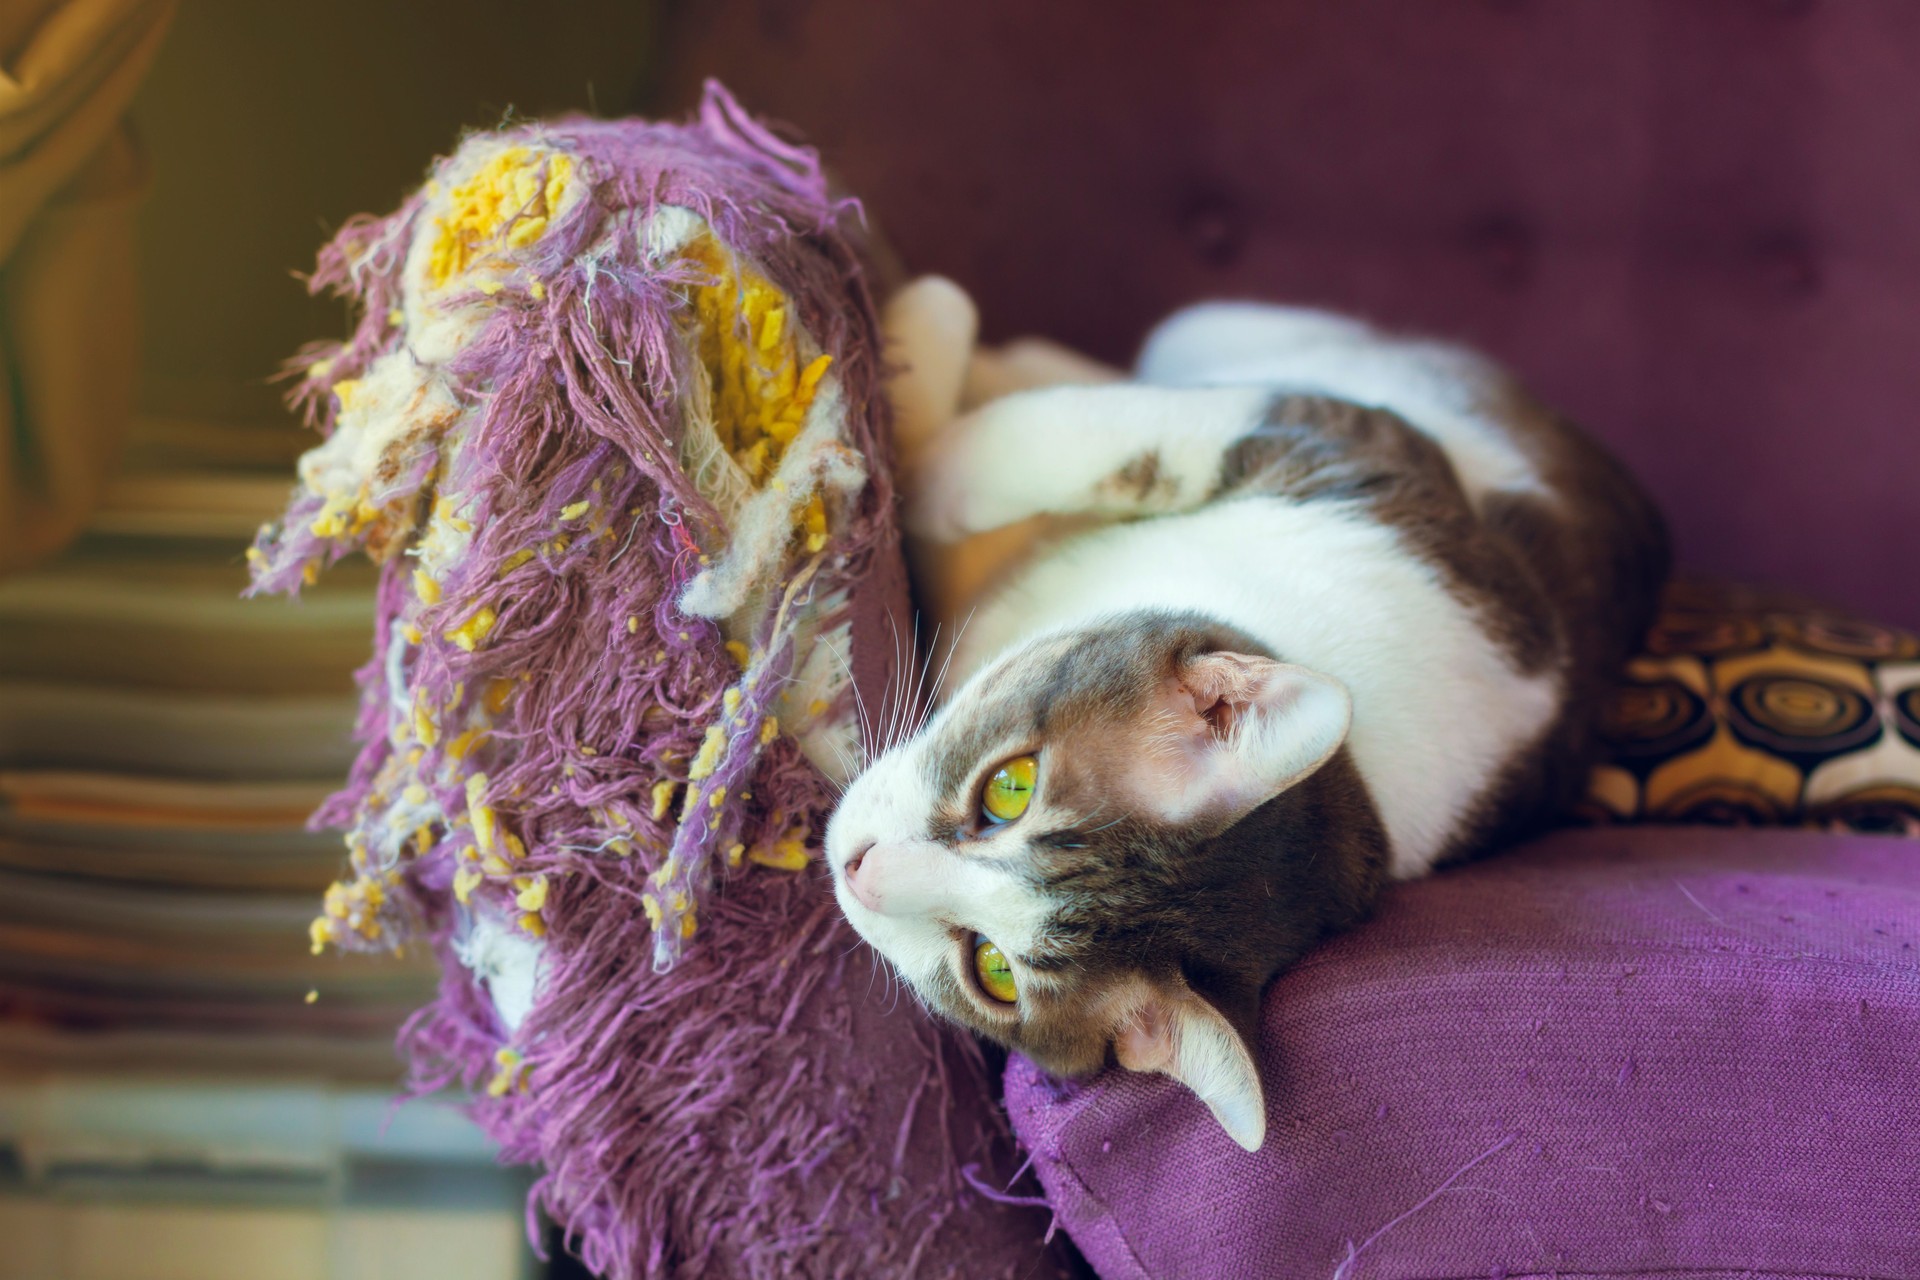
843, 840, 883, 912
842, 839, 951, 917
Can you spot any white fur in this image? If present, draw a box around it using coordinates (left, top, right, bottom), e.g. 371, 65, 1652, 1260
827, 732, 1052, 999
640, 205, 708, 263
920, 303, 1566, 874
882, 276, 980, 469
960, 336, 1125, 409
295, 350, 463, 503
909, 384, 1273, 540
1117, 992, 1267, 1152
1137, 302, 1545, 505
1173, 1019, 1265, 1152
952, 498, 1557, 877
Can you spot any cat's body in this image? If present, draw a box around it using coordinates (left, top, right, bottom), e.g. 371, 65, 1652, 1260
828, 301, 1668, 1149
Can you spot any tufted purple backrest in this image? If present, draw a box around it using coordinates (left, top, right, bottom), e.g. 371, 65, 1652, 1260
660, 1, 1920, 627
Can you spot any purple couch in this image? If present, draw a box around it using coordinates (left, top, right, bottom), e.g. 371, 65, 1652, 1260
1009, 827, 1920, 1276
655, 5, 1920, 1276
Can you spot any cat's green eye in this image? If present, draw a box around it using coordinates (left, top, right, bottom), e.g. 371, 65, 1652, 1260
974, 935, 1017, 1003
981, 754, 1038, 824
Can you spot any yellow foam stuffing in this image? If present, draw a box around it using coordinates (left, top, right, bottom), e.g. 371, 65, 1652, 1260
686, 724, 728, 783
427, 146, 575, 288
487, 1047, 529, 1097
447, 727, 488, 760
514, 874, 549, 913
801, 494, 828, 553
446, 605, 498, 652
748, 833, 811, 872
310, 866, 400, 952
482, 678, 517, 715
410, 692, 440, 748
466, 773, 497, 853
308, 490, 383, 543
683, 236, 833, 486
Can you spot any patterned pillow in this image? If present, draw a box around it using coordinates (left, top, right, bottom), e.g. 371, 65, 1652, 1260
1583, 581, 1920, 835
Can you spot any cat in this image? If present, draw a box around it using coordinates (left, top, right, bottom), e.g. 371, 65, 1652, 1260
826, 299, 1668, 1150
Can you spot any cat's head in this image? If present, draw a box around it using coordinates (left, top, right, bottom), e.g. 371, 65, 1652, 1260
826, 611, 1387, 1151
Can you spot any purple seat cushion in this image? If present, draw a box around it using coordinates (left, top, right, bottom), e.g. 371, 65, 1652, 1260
1006, 826, 1920, 1278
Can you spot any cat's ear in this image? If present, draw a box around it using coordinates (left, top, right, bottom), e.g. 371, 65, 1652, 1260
1142, 653, 1351, 825
1114, 980, 1266, 1151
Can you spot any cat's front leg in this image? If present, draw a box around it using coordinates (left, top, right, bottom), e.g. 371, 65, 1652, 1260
906, 384, 1271, 541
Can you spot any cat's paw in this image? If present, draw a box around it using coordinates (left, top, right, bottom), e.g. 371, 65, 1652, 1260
902, 395, 1067, 539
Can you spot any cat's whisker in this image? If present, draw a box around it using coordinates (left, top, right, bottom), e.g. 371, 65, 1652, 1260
898, 619, 940, 748
889, 611, 951, 755
918, 607, 975, 723
894, 610, 918, 752
896, 618, 950, 746
889, 612, 931, 753
918, 619, 953, 732
828, 641, 878, 769
878, 608, 911, 759
822, 733, 858, 787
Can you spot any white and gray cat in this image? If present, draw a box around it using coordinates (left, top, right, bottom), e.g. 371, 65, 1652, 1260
827, 295, 1668, 1150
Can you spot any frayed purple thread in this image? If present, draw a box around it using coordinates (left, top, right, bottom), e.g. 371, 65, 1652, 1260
1331, 1133, 1518, 1280
250, 82, 1041, 1280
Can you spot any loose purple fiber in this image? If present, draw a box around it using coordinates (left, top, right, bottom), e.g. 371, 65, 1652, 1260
248, 84, 1038, 1279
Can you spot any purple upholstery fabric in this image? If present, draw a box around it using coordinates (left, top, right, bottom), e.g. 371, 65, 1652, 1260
1005, 826, 1920, 1279
649, 10, 1920, 1277
657, 0, 1920, 630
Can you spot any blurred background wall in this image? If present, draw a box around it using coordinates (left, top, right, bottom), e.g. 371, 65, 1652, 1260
133, 0, 661, 420
1, 5, 660, 1278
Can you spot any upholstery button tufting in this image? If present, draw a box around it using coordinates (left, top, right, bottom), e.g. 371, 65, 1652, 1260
1756, 233, 1821, 299
1467, 215, 1535, 290
1177, 189, 1248, 269
754, 0, 810, 43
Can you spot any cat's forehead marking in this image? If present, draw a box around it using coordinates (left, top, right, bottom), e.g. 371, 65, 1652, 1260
921, 615, 1242, 820
923, 632, 1103, 795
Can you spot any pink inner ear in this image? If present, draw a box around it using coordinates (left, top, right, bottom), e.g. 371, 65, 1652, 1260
1113, 1001, 1177, 1073
1134, 662, 1264, 806
1186, 651, 1277, 702
1130, 654, 1352, 833
1155, 677, 1211, 741
1168, 653, 1281, 742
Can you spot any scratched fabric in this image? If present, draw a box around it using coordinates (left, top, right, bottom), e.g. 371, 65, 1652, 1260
1008, 825, 1920, 1278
